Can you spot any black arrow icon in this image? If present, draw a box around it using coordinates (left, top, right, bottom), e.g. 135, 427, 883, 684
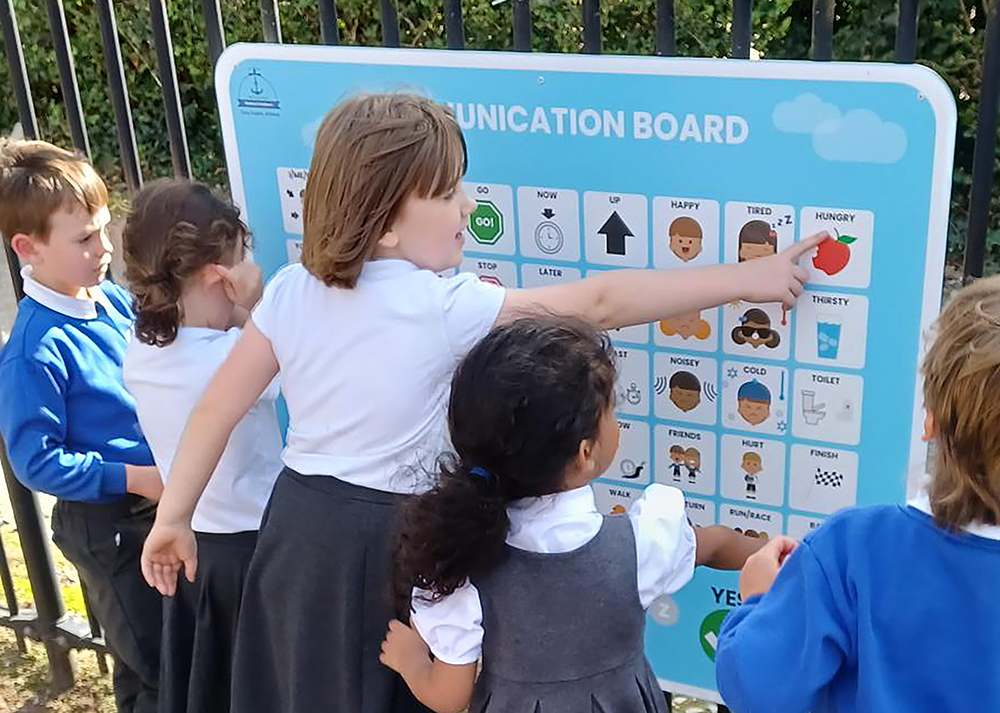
598, 211, 633, 256
541, 207, 555, 219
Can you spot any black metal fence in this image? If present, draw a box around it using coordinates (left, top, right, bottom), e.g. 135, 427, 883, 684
0, 0, 998, 699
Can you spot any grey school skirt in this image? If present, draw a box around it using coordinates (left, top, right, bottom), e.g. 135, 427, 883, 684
229, 468, 430, 713
160, 530, 257, 713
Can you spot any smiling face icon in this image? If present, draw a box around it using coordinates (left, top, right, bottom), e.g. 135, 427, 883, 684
737, 379, 772, 426
668, 216, 704, 262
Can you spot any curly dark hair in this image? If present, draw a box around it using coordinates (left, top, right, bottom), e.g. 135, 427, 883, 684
394, 316, 617, 609
122, 179, 248, 347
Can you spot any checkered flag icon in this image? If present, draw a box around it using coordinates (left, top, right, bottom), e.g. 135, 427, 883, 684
814, 468, 844, 488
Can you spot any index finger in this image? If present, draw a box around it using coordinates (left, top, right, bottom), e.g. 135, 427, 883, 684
782, 231, 830, 261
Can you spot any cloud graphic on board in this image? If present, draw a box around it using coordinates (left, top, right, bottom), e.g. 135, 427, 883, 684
772, 93, 841, 134
813, 109, 908, 164
772, 93, 907, 164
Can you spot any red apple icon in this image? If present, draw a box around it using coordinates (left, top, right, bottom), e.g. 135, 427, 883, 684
812, 230, 856, 276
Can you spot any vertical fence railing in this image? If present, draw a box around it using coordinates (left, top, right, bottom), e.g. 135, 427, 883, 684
380, 0, 400, 47
811, 0, 834, 61
1, 0, 37, 146
149, 0, 192, 179
444, 0, 464, 50
732, 0, 752, 59
895, 0, 920, 64
582, 0, 601, 54
46, 0, 90, 157
318, 0, 340, 45
512, 0, 531, 52
0, 440, 75, 691
656, 0, 676, 57
201, 0, 227, 67
0, 527, 26, 653
966, 0, 1000, 280
0, 0, 34, 297
96, 0, 143, 194
259, 0, 282, 43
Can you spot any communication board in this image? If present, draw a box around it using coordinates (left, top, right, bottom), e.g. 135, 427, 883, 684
218, 44, 956, 700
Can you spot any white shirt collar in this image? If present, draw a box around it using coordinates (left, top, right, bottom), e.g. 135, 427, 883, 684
21, 265, 111, 320
908, 488, 1000, 541
506, 484, 604, 553
360, 259, 420, 281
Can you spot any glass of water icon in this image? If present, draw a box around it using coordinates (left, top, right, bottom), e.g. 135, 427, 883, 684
817, 315, 842, 360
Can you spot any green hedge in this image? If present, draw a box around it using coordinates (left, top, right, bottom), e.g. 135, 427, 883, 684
0, 0, 995, 261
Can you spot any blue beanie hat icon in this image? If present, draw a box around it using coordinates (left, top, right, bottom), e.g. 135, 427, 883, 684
737, 379, 771, 403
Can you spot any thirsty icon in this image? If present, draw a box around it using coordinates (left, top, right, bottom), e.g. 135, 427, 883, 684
817, 314, 842, 360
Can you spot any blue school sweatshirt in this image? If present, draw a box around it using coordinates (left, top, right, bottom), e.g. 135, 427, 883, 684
0, 275, 153, 503
715, 504, 1000, 713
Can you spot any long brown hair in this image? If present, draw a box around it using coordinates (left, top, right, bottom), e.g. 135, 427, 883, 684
301, 93, 466, 289
922, 274, 1000, 528
123, 179, 248, 347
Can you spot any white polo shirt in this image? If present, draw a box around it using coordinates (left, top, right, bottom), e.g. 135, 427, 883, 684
251, 260, 505, 494
124, 326, 284, 533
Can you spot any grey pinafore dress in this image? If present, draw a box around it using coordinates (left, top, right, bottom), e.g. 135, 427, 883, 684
470, 514, 669, 713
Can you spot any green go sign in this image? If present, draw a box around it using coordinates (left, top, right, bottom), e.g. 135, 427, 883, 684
469, 200, 503, 244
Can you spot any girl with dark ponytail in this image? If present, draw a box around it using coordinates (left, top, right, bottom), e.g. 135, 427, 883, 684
383, 317, 767, 713
121, 180, 284, 713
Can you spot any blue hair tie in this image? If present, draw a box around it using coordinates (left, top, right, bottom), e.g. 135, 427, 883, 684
470, 467, 493, 483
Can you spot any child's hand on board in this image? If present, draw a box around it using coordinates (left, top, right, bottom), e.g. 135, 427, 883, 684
380, 618, 431, 678
738, 535, 798, 600
218, 261, 263, 311
737, 231, 829, 309
140, 520, 198, 597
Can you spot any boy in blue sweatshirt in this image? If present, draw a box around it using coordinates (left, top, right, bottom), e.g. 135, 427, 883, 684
0, 140, 162, 713
715, 275, 1000, 713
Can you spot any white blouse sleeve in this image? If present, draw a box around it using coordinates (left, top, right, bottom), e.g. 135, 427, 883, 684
628, 484, 698, 609
250, 263, 298, 342
220, 327, 280, 402
438, 272, 506, 359
409, 581, 484, 666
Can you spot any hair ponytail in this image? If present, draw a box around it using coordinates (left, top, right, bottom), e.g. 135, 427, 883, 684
133, 268, 183, 346
123, 179, 248, 347
394, 317, 617, 610
395, 456, 510, 608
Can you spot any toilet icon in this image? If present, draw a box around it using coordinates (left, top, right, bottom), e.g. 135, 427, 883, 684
801, 390, 827, 425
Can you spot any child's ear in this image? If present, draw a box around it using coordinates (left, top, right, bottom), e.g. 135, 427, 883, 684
10, 233, 40, 263
921, 410, 938, 442
576, 437, 596, 474
201, 264, 228, 288
377, 228, 401, 250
